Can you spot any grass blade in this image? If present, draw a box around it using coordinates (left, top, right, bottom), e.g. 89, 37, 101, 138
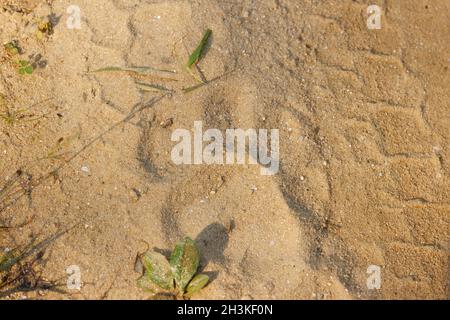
135, 82, 173, 93
186, 29, 212, 68
91, 66, 176, 75
182, 82, 208, 94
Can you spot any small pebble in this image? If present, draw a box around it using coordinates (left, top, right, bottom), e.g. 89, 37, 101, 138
160, 118, 173, 128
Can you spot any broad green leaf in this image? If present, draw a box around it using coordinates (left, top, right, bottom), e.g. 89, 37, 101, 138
169, 237, 199, 292
185, 274, 209, 297
137, 273, 164, 293
24, 66, 33, 74
186, 29, 212, 68
18, 60, 33, 75
141, 251, 174, 290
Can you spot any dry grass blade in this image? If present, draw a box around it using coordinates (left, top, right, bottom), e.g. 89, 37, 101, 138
0, 169, 23, 202
182, 72, 231, 94
91, 66, 176, 75
135, 82, 173, 93
182, 82, 208, 94
0, 226, 73, 273
45, 130, 81, 160
0, 223, 82, 298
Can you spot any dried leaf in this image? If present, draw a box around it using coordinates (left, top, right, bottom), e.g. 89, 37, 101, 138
38, 20, 53, 35
134, 254, 144, 274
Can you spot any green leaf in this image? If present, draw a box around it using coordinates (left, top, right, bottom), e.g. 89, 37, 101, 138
169, 237, 199, 292
0, 249, 21, 272
186, 29, 212, 68
185, 274, 209, 297
17, 60, 33, 75
24, 66, 33, 74
137, 273, 164, 293
0, 252, 7, 269
141, 251, 174, 290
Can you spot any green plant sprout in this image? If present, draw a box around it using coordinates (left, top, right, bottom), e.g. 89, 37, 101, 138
0, 95, 49, 126
137, 237, 209, 299
0, 94, 27, 125
36, 19, 54, 40
92, 29, 214, 94
0, 107, 28, 124
184, 29, 212, 84
4, 41, 21, 56
3, 42, 33, 75
4, 42, 46, 74
17, 60, 33, 75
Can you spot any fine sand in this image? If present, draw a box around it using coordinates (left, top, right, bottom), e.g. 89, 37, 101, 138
0, 0, 449, 299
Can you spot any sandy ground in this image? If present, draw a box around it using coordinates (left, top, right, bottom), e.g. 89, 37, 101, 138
0, 0, 449, 299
